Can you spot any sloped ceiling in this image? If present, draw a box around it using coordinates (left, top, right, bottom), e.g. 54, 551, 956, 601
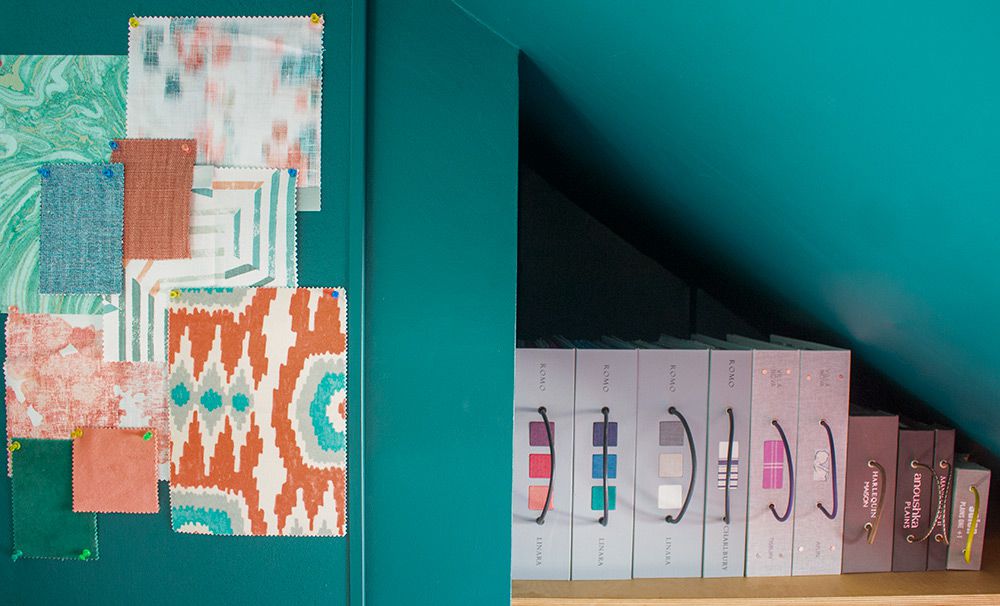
455, 1, 1000, 454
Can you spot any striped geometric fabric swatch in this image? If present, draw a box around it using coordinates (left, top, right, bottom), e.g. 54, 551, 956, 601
38, 163, 124, 295
4, 311, 170, 479
126, 17, 324, 211
101, 166, 298, 362
716, 440, 739, 489
762, 439, 784, 490
11, 439, 99, 561
168, 287, 347, 536
111, 139, 196, 260
0, 55, 126, 313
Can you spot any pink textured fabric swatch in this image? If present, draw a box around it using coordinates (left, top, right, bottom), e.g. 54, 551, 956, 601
4, 311, 169, 478
72, 427, 159, 513
110, 139, 196, 259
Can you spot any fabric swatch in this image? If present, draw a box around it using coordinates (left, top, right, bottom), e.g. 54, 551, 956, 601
168, 287, 346, 536
4, 311, 170, 479
0, 55, 126, 313
127, 17, 324, 211
11, 439, 98, 560
72, 428, 159, 513
37, 163, 124, 294
111, 139, 196, 259
102, 166, 298, 362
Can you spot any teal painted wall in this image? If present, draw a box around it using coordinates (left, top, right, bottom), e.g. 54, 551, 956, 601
457, 1, 1000, 455
364, 0, 518, 603
0, 1, 366, 604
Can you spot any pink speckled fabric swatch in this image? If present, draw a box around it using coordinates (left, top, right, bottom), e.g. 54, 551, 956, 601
3, 311, 169, 478
72, 427, 159, 513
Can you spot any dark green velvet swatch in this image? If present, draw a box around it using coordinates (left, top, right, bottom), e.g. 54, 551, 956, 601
11, 439, 98, 560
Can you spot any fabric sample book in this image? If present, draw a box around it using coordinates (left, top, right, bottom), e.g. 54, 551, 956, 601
947, 459, 991, 570
111, 138, 196, 259
102, 166, 298, 362
126, 16, 325, 210
892, 422, 935, 572
0, 55, 126, 313
11, 439, 98, 561
38, 163, 124, 295
168, 287, 347, 536
4, 311, 169, 478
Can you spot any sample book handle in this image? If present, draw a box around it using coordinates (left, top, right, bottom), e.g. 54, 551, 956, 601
665, 406, 696, 524
935, 460, 953, 545
816, 419, 838, 520
598, 407, 610, 527
722, 407, 734, 524
964, 485, 981, 564
907, 459, 941, 543
535, 406, 554, 525
767, 419, 794, 523
865, 459, 887, 544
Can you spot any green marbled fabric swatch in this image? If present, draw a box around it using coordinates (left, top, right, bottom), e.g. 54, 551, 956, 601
0, 55, 126, 313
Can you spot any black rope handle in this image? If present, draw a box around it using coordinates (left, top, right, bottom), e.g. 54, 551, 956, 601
864, 459, 886, 544
535, 406, 554, 525
768, 419, 795, 523
935, 460, 952, 545
816, 419, 838, 520
722, 407, 734, 524
665, 406, 697, 524
598, 407, 610, 526
907, 460, 939, 543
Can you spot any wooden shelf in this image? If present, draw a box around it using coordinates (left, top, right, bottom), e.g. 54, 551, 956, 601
512, 533, 1000, 605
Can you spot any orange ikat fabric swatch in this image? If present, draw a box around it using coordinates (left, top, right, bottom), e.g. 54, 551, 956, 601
4, 311, 170, 478
110, 139, 196, 259
168, 287, 346, 536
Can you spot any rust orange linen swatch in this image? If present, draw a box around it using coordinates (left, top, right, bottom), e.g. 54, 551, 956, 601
72, 428, 159, 513
110, 139, 195, 259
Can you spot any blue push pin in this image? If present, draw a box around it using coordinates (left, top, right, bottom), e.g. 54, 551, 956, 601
331, 290, 338, 299
108, 140, 119, 150
37, 167, 50, 178
102, 167, 114, 178
288, 168, 298, 177
10, 550, 22, 562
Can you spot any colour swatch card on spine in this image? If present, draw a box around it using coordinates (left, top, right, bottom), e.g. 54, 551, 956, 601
632, 344, 709, 578
126, 16, 325, 210
729, 336, 800, 577
695, 338, 752, 578
168, 287, 347, 536
511, 348, 575, 580
571, 347, 637, 580
771, 336, 850, 576
0, 55, 126, 313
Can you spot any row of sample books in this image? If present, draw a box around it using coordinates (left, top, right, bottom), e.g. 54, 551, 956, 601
511, 335, 992, 580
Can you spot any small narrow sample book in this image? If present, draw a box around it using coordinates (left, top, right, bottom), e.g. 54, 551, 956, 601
511, 347, 575, 580
11, 439, 98, 561
0, 55, 126, 313
168, 287, 347, 536
947, 459, 991, 570
126, 16, 325, 210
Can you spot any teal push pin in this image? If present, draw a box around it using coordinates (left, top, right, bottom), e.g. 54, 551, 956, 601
78, 548, 91, 561
11, 550, 22, 562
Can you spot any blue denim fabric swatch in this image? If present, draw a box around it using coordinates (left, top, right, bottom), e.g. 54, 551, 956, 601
38, 164, 124, 294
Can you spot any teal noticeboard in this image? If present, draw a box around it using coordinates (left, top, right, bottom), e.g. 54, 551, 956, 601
0, 1, 367, 604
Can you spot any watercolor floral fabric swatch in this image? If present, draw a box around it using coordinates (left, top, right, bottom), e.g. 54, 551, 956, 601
126, 17, 324, 211
4, 311, 170, 479
0, 55, 127, 313
168, 287, 346, 536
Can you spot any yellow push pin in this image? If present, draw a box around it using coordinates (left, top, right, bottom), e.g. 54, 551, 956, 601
7, 441, 20, 453
169, 289, 180, 299
310, 13, 321, 24
70, 428, 83, 439
129, 16, 140, 28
